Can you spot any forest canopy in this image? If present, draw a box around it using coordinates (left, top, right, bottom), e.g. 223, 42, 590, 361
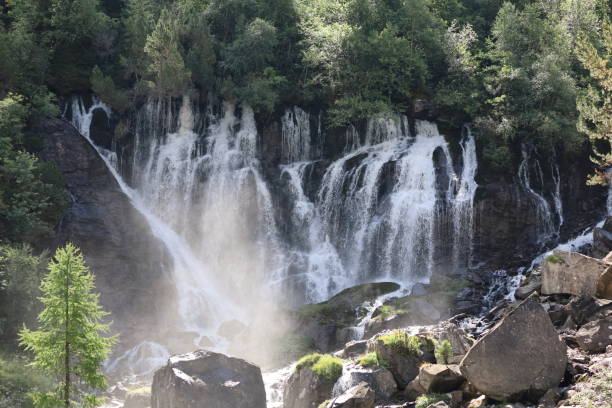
0, 0, 610, 173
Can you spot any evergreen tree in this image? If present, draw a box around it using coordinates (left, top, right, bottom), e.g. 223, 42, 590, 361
19, 243, 117, 408
576, 21, 612, 185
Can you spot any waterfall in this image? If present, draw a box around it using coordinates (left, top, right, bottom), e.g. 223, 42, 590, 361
281, 107, 312, 163
518, 145, 556, 242
551, 162, 564, 227
69, 96, 481, 375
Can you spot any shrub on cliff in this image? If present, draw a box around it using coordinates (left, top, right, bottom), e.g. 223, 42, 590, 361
295, 353, 343, 383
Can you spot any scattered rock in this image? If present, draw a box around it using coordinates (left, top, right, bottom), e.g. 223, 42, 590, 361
336, 340, 368, 359
415, 364, 464, 393
124, 387, 150, 408
332, 363, 397, 402
591, 217, 612, 258
537, 388, 561, 408
574, 315, 612, 353
563, 296, 606, 325
466, 395, 487, 408
448, 390, 464, 408
151, 350, 265, 408
459, 296, 567, 401
541, 251, 612, 298
434, 322, 473, 364
515, 277, 541, 300
427, 402, 450, 408
328, 382, 374, 408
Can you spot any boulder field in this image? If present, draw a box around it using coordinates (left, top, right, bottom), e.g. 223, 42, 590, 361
136, 249, 612, 408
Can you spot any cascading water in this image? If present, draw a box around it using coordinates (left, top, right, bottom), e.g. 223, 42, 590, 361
518, 145, 557, 242
69, 96, 479, 375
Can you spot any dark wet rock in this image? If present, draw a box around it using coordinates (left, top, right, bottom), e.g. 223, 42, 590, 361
538, 388, 561, 408
591, 217, 612, 258
151, 350, 265, 408
293, 282, 401, 352
459, 296, 567, 401
332, 363, 397, 402
574, 316, 612, 353
541, 251, 612, 298
563, 296, 611, 325
327, 382, 375, 408
35, 117, 172, 343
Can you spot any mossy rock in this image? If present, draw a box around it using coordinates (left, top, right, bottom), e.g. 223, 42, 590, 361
296, 282, 401, 326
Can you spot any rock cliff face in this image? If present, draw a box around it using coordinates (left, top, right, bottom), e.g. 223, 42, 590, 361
33, 116, 174, 341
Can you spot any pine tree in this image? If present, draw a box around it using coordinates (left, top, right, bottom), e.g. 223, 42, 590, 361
576, 21, 612, 185
19, 243, 117, 408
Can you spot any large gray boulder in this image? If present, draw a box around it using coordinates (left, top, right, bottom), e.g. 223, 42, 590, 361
151, 350, 265, 408
574, 316, 612, 353
332, 363, 397, 401
541, 251, 612, 298
459, 297, 567, 401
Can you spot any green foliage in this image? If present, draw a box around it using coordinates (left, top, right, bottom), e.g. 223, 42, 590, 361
576, 21, 611, 185
19, 244, 117, 408
0, 94, 68, 243
379, 331, 423, 358
434, 340, 453, 365
90, 66, 129, 112
295, 353, 343, 383
358, 352, 389, 369
0, 244, 48, 342
0, 351, 52, 408
415, 393, 450, 408
546, 254, 565, 264
144, 8, 192, 97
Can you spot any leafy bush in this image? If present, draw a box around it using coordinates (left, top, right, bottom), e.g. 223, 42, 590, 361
434, 340, 453, 365
295, 353, 343, 382
358, 352, 388, 368
379, 331, 423, 357
415, 393, 450, 408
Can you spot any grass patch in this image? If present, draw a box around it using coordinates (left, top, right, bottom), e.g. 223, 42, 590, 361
379, 331, 423, 357
546, 254, 565, 264
295, 353, 343, 383
358, 352, 389, 368
415, 393, 450, 408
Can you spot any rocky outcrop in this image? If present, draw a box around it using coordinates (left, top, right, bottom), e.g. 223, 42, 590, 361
591, 217, 612, 258
332, 364, 397, 402
34, 117, 172, 342
293, 282, 401, 352
574, 316, 612, 353
459, 296, 567, 401
541, 251, 612, 299
367, 332, 433, 389
327, 382, 375, 408
151, 350, 266, 408
284, 366, 337, 408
